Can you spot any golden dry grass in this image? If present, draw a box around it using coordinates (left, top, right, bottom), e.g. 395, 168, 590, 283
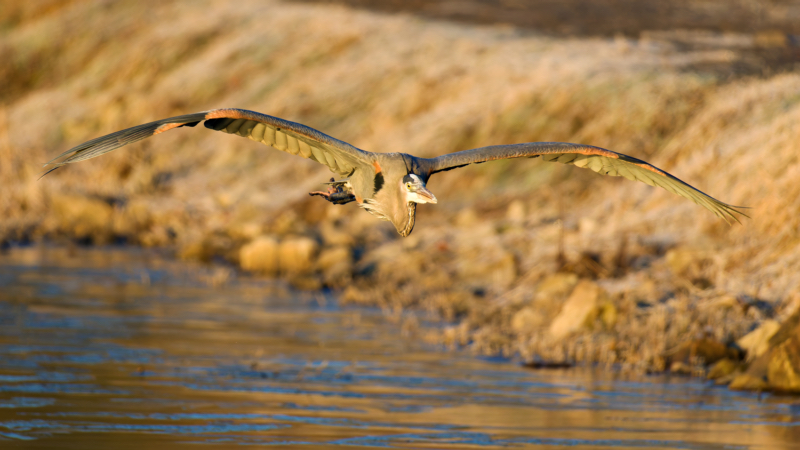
2, 0, 799, 372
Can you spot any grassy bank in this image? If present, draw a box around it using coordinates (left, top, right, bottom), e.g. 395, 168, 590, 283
2, 0, 799, 391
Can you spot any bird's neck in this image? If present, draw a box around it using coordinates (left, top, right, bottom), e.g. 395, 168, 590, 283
399, 202, 416, 237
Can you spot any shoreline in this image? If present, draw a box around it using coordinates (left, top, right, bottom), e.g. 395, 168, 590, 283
4, 240, 797, 396
2, 0, 799, 396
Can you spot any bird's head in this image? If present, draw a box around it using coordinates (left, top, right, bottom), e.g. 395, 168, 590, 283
402, 174, 437, 204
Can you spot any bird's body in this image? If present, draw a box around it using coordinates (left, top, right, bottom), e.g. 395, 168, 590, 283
44, 108, 746, 235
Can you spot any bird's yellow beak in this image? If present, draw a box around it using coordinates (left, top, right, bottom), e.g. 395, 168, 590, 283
418, 186, 437, 204
409, 185, 437, 204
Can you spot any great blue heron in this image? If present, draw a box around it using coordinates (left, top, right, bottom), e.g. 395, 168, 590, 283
45, 108, 746, 236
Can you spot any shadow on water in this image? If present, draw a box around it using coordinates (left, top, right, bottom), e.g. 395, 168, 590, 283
0, 246, 798, 449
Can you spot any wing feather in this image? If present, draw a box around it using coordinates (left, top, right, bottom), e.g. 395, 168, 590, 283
273, 129, 288, 151
44, 108, 373, 177
286, 134, 300, 155
236, 120, 257, 137
262, 125, 276, 146
249, 123, 266, 142
226, 118, 247, 134
428, 142, 747, 223
310, 145, 326, 164
297, 140, 313, 159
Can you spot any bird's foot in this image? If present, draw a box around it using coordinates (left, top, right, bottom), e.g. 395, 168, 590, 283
309, 178, 355, 205
309, 190, 356, 205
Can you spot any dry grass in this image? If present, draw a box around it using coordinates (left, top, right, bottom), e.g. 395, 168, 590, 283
2, 0, 800, 371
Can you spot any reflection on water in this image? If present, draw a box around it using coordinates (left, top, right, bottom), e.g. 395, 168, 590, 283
0, 246, 798, 449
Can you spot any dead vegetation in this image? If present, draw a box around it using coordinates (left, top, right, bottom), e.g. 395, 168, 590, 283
1, 0, 800, 392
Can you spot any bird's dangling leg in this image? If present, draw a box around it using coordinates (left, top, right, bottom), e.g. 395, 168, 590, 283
309, 178, 356, 205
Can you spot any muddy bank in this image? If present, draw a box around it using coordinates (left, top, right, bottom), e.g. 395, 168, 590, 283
2, 0, 800, 393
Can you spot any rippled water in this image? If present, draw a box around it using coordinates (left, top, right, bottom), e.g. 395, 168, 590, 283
0, 246, 798, 449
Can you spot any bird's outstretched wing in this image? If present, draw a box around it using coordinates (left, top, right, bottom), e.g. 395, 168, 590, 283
43, 109, 374, 177
428, 142, 747, 222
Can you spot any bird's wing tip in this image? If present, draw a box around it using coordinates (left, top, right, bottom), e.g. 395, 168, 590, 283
38, 164, 62, 180
722, 204, 751, 224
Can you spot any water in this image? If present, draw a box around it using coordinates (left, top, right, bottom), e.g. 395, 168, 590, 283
0, 246, 798, 449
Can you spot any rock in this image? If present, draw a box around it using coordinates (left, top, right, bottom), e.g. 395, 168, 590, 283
279, 236, 319, 274
537, 273, 579, 299
708, 295, 739, 310
761, 308, 800, 392
239, 236, 279, 274
767, 308, 800, 348
728, 309, 800, 393
548, 280, 606, 339
670, 361, 692, 375
665, 337, 733, 366
737, 320, 780, 361
693, 338, 736, 364
240, 235, 322, 277
766, 335, 800, 393
227, 221, 264, 241
511, 307, 545, 334
531, 273, 580, 317
729, 373, 768, 391
707, 358, 739, 380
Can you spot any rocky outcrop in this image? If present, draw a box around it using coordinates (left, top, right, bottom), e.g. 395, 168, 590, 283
239, 235, 320, 276
737, 320, 780, 361
278, 236, 319, 274
666, 335, 740, 376
729, 310, 800, 393
548, 281, 614, 340
240, 236, 280, 274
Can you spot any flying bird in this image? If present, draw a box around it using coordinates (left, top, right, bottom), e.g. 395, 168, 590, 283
44, 108, 746, 236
